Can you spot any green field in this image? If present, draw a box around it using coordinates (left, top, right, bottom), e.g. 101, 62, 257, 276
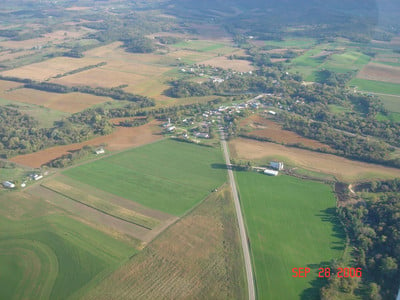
0, 98, 68, 128
63, 139, 227, 216
264, 38, 316, 49
0, 192, 136, 300
172, 40, 234, 53
379, 94, 400, 113
350, 78, 400, 96
235, 173, 345, 299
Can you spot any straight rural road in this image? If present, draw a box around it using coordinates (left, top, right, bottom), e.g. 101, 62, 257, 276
219, 128, 256, 300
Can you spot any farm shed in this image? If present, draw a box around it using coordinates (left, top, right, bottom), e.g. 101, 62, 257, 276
2, 181, 15, 189
270, 161, 284, 170
264, 169, 279, 176
95, 148, 105, 155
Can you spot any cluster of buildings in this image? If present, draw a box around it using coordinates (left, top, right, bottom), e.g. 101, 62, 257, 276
263, 161, 284, 176
2, 172, 44, 190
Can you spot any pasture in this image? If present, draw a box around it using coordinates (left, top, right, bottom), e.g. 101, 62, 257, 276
81, 186, 246, 300
63, 139, 227, 216
350, 78, 400, 96
235, 172, 344, 299
264, 38, 316, 49
0, 191, 136, 300
171, 40, 235, 54
229, 138, 400, 181
2, 88, 111, 113
379, 94, 400, 113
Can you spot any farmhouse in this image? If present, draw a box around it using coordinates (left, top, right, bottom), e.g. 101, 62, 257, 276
268, 110, 277, 116
95, 148, 105, 155
2, 181, 15, 189
270, 161, 284, 170
194, 132, 210, 139
264, 169, 279, 176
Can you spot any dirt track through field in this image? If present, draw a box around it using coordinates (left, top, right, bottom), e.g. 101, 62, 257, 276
10, 121, 163, 168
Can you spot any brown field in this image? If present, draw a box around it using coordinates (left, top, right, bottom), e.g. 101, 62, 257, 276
230, 138, 400, 181
0, 30, 86, 50
0, 79, 22, 91
0, 50, 36, 62
271, 58, 287, 63
357, 62, 400, 84
1, 56, 104, 81
10, 121, 163, 168
3, 88, 111, 113
200, 56, 254, 72
240, 114, 334, 151
82, 186, 246, 300
167, 49, 218, 62
65, 6, 91, 11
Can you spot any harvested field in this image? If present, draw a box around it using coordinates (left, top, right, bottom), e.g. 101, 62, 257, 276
357, 62, 400, 84
2, 88, 111, 113
0, 50, 36, 62
240, 114, 334, 151
199, 56, 254, 72
230, 138, 400, 181
82, 187, 246, 300
166, 49, 216, 63
10, 121, 163, 168
0, 79, 22, 91
1, 56, 104, 81
0, 30, 86, 50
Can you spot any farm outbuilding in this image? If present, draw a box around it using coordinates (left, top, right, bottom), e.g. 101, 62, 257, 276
2, 181, 15, 189
264, 169, 279, 176
270, 161, 284, 170
95, 148, 105, 155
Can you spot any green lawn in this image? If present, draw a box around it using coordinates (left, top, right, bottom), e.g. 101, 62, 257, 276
0, 192, 135, 300
350, 78, 400, 96
63, 139, 227, 216
235, 173, 345, 300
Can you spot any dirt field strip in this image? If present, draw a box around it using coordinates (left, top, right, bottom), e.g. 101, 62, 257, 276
357, 62, 400, 84
10, 121, 163, 168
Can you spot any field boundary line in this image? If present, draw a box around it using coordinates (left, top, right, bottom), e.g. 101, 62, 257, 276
40, 184, 153, 230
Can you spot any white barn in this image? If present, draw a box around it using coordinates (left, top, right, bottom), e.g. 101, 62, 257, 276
2, 181, 15, 189
264, 169, 279, 176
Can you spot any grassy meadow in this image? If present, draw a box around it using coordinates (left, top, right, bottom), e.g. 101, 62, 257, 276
63, 139, 227, 216
0, 191, 136, 300
235, 172, 345, 300
350, 78, 400, 96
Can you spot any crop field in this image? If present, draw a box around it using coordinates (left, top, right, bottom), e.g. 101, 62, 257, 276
81, 186, 247, 300
230, 138, 400, 181
2, 88, 111, 113
0, 190, 137, 300
235, 172, 344, 299
10, 120, 163, 168
0, 56, 104, 81
357, 62, 400, 84
350, 78, 400, 96
63, 139, 226, 216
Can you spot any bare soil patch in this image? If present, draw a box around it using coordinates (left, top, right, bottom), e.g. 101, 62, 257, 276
0, 79, 22, 91
241, 114, 334, 151
10, 121, 163, 168
3, 88, 110, 113
230, 138, 400, 181
357, 62, 400, 84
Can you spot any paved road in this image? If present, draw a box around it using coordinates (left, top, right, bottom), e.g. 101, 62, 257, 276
219, 128, 256, 300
